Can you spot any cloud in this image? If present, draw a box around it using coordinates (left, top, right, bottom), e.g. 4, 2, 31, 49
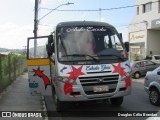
0, 23, 32, 49
0, 23, 51, 49
38, 24, 53, 35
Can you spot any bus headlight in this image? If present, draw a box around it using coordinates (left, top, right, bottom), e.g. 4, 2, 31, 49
69, 79, 76, 84
57, 76, 68, 83
57, 77, 77, 85
121, 72, 131, 81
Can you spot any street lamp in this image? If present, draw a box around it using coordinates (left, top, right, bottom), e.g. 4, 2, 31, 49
38, 2, 74, 21
33, 2, 74, 58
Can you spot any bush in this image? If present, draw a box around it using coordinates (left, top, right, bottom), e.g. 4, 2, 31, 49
0, 53, 26, 93
133, 53, 140, 61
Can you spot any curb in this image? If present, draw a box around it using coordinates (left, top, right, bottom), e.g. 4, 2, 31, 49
41, 96, 48, 120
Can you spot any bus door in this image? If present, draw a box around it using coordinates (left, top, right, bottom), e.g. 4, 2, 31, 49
27, 36, 52, 96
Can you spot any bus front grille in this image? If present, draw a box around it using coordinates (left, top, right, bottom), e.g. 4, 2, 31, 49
79, 74, 119, 95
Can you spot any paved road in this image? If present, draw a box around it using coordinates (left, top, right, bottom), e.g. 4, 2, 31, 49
44, 79, 160, 120
0, 73, 159, 120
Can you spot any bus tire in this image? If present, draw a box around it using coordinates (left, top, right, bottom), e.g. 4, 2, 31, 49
110, 97, 123, 106
52, 86, 64, 112
56, 99, 64, 112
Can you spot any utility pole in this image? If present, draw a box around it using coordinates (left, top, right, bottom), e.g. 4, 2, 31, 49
33, 1, 73, 58
33, 0, 39, 58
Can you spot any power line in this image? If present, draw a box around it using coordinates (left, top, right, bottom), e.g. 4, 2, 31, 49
55, 0, 160, 12
38, 1, 157, 29
38, 2, 74, 21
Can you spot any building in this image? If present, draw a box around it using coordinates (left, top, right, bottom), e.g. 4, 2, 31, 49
128, 0, 160, 60
0, 52, 21, 58
0, 52, 10, 57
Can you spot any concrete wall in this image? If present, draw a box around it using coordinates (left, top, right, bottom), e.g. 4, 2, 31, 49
147, 30, 160, 55
129, 0, 160, 32
134, 0, 160, 27
128, 0, 160, 59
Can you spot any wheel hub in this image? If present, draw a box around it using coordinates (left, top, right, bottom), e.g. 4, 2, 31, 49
150, 91, 158, 103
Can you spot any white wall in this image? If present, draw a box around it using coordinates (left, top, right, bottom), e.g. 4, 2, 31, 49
129, 0, 160, 32
128, 0, 160, 56
147, 30, 160, 55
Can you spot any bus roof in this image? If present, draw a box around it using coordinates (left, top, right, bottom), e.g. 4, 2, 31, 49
56, 21, 114, 28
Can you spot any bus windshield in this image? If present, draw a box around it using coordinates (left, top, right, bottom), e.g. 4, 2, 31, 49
57, 26, 126, 62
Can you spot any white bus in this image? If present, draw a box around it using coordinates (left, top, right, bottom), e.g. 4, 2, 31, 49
27, 21, 131, 111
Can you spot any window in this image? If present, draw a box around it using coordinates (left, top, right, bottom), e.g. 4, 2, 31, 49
135, 62, 144, 68
144, 61, 155, 66
28, 38, 48, 59
137, 7, 139, 15
143, 2, 152, 13
154, 56, 160, 60
104, 35, 123, 50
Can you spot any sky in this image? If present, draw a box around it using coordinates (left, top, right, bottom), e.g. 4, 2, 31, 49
0, 0, 135, 49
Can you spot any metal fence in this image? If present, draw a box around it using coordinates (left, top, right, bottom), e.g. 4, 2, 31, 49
0, 54, 27, 93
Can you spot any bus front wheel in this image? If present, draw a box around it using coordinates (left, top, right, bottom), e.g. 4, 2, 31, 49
110, 97, 123, 106
52, 87, 64, 112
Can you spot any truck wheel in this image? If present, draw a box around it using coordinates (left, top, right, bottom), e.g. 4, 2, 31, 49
149, 88, 160, 106
134, 72, 141, 79
110, 97, 123, 106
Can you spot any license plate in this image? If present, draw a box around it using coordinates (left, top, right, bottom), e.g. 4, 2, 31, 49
93, 86, 109, 93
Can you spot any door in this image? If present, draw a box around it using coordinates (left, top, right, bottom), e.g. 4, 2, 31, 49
145, 61, 157, 72
27, 36, 52, 96
134, 61, 145, 75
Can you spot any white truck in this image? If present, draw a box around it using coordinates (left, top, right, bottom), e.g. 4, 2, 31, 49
27, 21, 132, 111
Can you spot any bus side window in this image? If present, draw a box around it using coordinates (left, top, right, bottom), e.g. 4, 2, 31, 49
95, 36, 105, 53
104, 36, 109, 48
104, 36, 113, 48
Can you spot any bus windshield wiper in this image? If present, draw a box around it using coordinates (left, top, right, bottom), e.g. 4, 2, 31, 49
97, 54, 127, 61
62, 54, 99, 62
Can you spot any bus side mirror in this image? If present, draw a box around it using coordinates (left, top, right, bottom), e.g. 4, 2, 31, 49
48, 35, 53, 44
157, 70, 160, 75
46, 35, 54, 56
119, 33, 122, 40
124, 42, 129, 52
